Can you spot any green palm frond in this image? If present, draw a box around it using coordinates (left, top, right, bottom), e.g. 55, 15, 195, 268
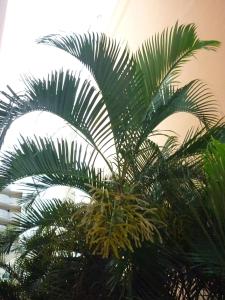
37, 32, 136, 107
14, 199, 78, 232
172, 121, 225, 159
144, 80, 217, 131
0, 280, 21, 300
187, 140, 225, 277
1, 70, 115, 160
37, 32, 145, 157
118, 137, 162, 184
0, 136, 104, 196
0, 199, 84, 257
135, 22, 220, 100
0, 227, 21, 254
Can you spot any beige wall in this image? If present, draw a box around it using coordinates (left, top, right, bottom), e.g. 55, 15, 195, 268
109, 0, 225, 139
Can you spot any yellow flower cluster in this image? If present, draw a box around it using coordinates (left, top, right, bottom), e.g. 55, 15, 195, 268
75, 187, 161, 258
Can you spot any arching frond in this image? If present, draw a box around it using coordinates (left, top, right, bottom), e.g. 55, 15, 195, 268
1, 70, 115, 160
37, 32, 136, 108
37, 32, 144, 155
135, 22, 220, 100
145, 80, 217, 129
15, 199, 79, 233
0, 199, 85, 255
172, 122, 225, 159
0, 136, 104, 197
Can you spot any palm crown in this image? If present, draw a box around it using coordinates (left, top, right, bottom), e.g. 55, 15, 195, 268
0, 23, 221, 200
0, 23, 224, 299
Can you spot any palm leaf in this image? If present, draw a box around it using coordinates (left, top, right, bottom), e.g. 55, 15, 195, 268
1, 71, 115, 164
145, 80, 217, 130
187, 140, 225, 277
135, 22, 220, 100
37, 32, 145, 158
172, 122, 225, 159
14, 199, 79, 232
37, 32, 136, 110
0, 136, 104, 197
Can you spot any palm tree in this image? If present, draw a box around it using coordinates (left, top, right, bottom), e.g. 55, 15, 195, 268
0, 23, 224, 299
